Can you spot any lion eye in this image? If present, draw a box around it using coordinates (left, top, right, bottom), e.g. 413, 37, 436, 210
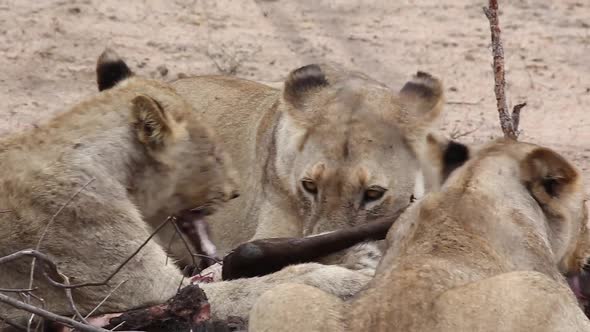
301, 179, 318, 195
363, 186, 387, 203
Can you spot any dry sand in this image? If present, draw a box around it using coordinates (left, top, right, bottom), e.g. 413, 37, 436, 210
1, 0, 588, 194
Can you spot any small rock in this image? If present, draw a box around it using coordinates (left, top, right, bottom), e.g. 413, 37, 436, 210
157, 65, 169, 77
68, 7, 81, 14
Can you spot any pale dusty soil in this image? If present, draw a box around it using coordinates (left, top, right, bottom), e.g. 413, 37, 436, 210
1, 0, 589, 194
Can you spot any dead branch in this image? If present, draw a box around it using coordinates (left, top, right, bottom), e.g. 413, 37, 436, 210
483, 0, 526, 140
25, 178, 95, 329
0, 217, 178, 329
173, 213, 221, 273
84, 280, 128, 319
34, 178, 96, 251
170, 216, 199, 270
0, 292, 108, 332
0, 314, 27, 331
446, 100, 482, 106
61, 273, 90, 325
1, 250, 89, 326
450, 123, 484, 140
222, 205, 409, 280
0, 288, 36, 293
511, 102, 526, 130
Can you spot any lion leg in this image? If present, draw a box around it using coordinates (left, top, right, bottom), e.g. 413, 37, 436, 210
200, 263, 369, 322
249, 283, 345, 332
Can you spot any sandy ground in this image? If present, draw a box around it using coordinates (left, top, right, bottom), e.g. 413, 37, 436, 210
1, 0, 589, 194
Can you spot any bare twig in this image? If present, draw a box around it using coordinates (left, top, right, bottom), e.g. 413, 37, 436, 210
165, 228, 179, 266
60, 274, 89, 325
26, 178, 95, 329
511, 102, 526, 131
0, 314, 27, 331
33, 178, 96, 250
446, 100, 482, 106
84, 280, 128, 319
0, 250, 88, 325
0, 288, 37, 293
7, 217, 174, 290
171, 217, 222, 266
0, 292, 108, 332
21, 291, 45, 332
0, 209, 12, 213
108, 321, 126, 331
170, 217, 198, 269
483, 0, 526, 140
0, 217, 174, 329
450, 123, 484, 140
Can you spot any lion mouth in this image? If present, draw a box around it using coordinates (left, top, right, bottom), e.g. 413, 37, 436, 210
566, 269, 590, 306
173, 206, 220, 273
188, 205, 216, 218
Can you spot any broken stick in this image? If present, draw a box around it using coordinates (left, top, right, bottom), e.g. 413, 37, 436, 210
221, 205, 408, 281
483, 0, 526, 140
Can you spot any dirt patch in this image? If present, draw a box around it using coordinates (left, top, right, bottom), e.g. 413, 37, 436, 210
1, 0, 588, 194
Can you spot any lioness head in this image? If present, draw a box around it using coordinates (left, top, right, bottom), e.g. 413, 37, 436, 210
96, 48, 239, 219
519, 147, 590, 276
276, 64, 468, 235
473, 140, 590, 276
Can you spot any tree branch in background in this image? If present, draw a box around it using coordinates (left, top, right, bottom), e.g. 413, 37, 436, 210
0, 216, 179, 331
483, 0, 526, 140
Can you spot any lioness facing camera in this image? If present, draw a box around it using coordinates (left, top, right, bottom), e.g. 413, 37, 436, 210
168, 63, 468, 266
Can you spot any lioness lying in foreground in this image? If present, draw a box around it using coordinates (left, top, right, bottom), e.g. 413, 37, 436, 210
249, 139, 590, 332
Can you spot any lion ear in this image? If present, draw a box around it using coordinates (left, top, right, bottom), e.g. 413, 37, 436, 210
131, 95, 172, 149
399, 71, 444, 124
283, 64, 329, 109
96, 48, 133, 92
520, 147, 579, 203
426, 133, 470, 184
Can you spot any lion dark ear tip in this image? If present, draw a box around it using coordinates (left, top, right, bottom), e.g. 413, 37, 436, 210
298, 64, 321, 71
96, 48, 133, 92
415, 71, 432, 79
445, 141, 469, 164
292, 64, 327, 82
284, 64, 328, 105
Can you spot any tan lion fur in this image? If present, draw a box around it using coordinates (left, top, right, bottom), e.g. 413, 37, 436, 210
249, 139, 590, 332
199, 242, 381, 321
170, 65, 465, 266
0, 49, 238, 326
